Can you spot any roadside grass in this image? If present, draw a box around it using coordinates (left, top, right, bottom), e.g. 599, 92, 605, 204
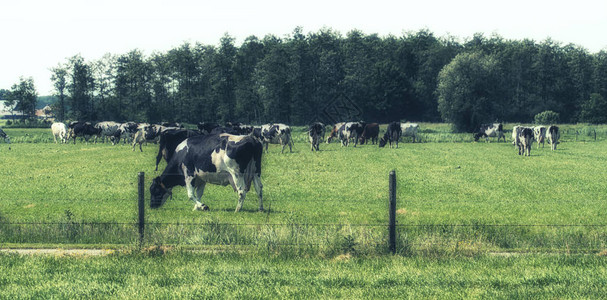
1, 252, 607, 299
1, 125, 607, 255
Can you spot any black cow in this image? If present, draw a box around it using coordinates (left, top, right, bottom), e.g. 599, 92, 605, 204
379, 122, 402, 148
0, 127, 10, 150
150, 134, 264, 212
68, 122, 101, 144
155, 129, 202, 171
308, 122, 325, 151
547, 125, 560, 151
359, 123, 379, 145
197, 122, 220, 134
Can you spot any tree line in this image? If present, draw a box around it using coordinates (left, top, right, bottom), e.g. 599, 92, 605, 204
5, 28, 607, 131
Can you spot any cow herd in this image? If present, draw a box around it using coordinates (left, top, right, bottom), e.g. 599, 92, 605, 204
475, 123, 561, 156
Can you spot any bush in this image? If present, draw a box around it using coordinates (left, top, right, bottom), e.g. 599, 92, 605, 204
534, 110, 560, 125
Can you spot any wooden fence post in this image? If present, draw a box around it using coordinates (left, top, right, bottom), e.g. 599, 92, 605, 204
389, 170, 396, 254
138, 172, 145, 248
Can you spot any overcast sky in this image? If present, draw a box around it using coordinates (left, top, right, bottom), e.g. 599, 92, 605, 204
2, 0, 606, 95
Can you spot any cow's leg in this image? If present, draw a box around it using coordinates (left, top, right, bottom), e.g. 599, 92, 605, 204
253, 175, 264, 211
230, 174, 248, 212
186, 177, 206, 211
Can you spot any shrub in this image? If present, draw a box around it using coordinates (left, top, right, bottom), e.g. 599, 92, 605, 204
534, 110, 560, 125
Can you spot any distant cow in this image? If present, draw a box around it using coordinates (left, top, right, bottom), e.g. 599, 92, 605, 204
512, 125, 522, 148
533, 126, 547, 149
474, 123, 505, 142
359, 123, 379, 145
400, 123, 420, 143
260, 123, 293, 153
547, 125, 560, 151
51, 122, 68, 144
197, 122, 220, 134
68, 122, 101, 144
0, 127, 10, 150
379, 122, 401, 148
308, 122, 325, 151
155, 129, 202, 171
150, 134, 264, 212
95, 121, 121, 145
115, 122, 139, 144
326, 122, 346, 143
339, 122, 365, 147
518, 127, 534, 156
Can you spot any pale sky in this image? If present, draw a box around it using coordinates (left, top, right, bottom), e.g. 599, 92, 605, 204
2, 0, 606, 95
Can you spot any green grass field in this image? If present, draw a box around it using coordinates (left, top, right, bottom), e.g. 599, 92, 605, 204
1, 252, 607, 299
1, 124, 607, 254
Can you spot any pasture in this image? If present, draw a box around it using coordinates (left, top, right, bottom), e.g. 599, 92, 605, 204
1, 124, 607, 254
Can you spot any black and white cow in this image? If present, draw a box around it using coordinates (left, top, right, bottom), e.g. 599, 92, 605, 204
339, 122, 365, 147
0, 127, 10, 150
379, 122, 402, 148
51, 122, 68, 144
512, 125, 522, 148
326, 122, 346, 143
154, 129, 202, 171
518, 127, 534, 156
359, 123, 379, 145
149, 133, 264, 212
474, 123, 505, 142
308, 122, 325, 151
533, 126, 547, 149
94, 121, 121, 145
68, 122, 101, 144
547, 125, 560, 151
260, 123, 293, 153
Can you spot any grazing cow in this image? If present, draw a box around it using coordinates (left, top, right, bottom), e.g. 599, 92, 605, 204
512, 125, 522, 148
197, 122, 220, 134
149, 134, 264, 212
474, 123, 505, 142
533, 126, 547, 149
0, 127, 10, 150
518, 127, 534, 156
359, 123, 379, 145
94, 121, 121, 145
379, 122, 402, 148
154, 129, 202, 171
51, 122, 68, 144
308, 122, 325, 151
547, 125, 560, 151
68, 122, 101, 144
260, 123, 293, 153
326, 122, 346, 143
400, 123, 420, 143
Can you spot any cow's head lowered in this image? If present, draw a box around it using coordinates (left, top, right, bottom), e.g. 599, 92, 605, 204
149, 177, 172, 208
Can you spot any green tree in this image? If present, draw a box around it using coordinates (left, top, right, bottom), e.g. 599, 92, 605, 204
9, 77, 38, 120
437, 52, 503, 132
50, 64, 68, 121
578, 93, 607, 124
534, 110, 560, 124
66, 55, 95, 120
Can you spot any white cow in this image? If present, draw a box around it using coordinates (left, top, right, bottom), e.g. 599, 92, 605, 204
400, 123, 419, 143
51, 122, 68, 144
533, 126, 547, 149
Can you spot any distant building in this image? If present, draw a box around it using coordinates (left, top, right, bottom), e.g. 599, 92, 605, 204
0, 100, 26, 119
35, 105, 53, 119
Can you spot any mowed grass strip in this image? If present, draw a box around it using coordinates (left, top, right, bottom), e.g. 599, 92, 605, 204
1, 252, 607, 299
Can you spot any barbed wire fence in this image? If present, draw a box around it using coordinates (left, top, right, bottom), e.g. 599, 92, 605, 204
2, 170, 607, 255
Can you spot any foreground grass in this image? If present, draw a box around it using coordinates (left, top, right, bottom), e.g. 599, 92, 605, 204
1, 252, 607, 299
